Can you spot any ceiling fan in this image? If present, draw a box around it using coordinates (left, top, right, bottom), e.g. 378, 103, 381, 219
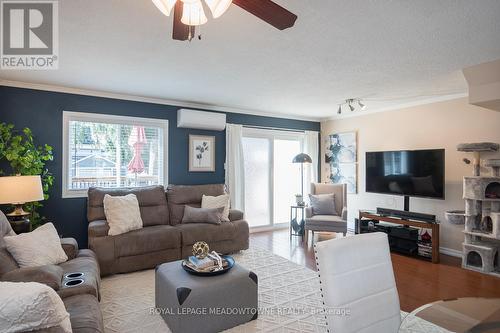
151, 0, 298, 41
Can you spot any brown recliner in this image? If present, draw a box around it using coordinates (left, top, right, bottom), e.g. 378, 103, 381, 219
87, 184, 249, 276
0, 211, 103, 333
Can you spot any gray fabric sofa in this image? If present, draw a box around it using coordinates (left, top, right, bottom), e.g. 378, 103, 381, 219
0, 211, 104, 333
87, 184, 249, 276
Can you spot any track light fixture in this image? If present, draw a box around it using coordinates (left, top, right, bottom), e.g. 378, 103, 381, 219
348, 101, 355, 112
336, 98, 367, 115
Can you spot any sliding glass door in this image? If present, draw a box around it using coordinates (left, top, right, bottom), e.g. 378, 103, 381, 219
243, 128, 303, 228
242, 136, 272, 228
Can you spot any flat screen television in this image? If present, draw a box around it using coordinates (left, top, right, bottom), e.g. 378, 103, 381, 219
366, 149, 445, 200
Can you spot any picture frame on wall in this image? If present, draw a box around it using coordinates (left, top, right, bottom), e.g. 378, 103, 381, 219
324, 131, 357, 164
325, 131, 358, 194
189, 135, 215, 172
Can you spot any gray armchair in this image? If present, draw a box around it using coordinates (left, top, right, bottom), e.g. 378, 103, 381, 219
305, 183, 348, 244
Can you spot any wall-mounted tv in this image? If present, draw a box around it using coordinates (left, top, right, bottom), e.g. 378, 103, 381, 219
366, 149, 445, 199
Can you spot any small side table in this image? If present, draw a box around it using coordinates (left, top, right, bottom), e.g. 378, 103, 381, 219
290, 205, 306, 239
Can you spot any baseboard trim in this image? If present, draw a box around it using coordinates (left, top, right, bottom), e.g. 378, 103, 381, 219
440, 247, 462, 258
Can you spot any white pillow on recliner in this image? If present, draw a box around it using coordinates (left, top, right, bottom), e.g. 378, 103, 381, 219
4, 223, 68, 268
103, 194, 143, 236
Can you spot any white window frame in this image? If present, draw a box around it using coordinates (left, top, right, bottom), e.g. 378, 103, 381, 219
62, 111, 169, 198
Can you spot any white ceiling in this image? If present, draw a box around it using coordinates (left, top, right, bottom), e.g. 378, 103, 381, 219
1, 0, 500, 121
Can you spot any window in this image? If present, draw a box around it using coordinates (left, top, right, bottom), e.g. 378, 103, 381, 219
62, 111, 168, 198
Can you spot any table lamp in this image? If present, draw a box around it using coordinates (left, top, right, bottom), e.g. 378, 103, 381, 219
0, 175, 44, 233
292, 153, 312, 206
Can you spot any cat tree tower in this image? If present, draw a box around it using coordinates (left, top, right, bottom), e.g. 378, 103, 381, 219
458, 142, 500, 276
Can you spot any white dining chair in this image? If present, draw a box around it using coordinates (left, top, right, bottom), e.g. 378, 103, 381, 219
314, 232, 401, 333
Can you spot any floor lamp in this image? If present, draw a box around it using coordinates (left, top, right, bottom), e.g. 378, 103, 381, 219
292, 153, 312, 235
292, 153, 313, 205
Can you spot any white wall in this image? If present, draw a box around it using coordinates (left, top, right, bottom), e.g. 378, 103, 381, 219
321, 97, 500, 253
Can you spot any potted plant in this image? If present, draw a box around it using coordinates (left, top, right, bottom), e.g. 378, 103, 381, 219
0, 123, 54, 228
295, 193, 304, 206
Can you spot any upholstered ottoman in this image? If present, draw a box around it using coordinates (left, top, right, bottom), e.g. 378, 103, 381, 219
155, 261, 258, 333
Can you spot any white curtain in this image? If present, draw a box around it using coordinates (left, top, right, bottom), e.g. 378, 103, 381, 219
225, 124, 245, 211
303, 130, 319, 198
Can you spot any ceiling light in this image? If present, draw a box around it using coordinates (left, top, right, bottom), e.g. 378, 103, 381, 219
152, 0, 177, 16
205, 0, 232, 18
336, 98, 367, 115
181, 0, 208, 26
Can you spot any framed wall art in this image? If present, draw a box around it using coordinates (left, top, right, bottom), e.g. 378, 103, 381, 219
189, 135, 215, 172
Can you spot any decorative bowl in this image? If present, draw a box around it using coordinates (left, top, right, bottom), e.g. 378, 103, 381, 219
182, 255, 235, 277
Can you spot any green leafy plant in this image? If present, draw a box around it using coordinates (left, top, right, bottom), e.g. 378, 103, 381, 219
0, 123, 54, 228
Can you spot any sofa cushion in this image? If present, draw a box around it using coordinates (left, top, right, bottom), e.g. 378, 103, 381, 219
104, 194, 143, 236
306, 215, 346, 229
182, 206, 224, 225
167, 184, 225, 225
87, 186, 169, 227
4, 223, 68, 268
177, 220, 248, 246
115, 225, 181, 258
0, 281, 72, 333
202, 194, 230, 222
63, 294, 104, 333
309, 193, 336, 215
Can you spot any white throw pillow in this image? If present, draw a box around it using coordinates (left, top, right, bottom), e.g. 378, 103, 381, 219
4, 223, 68, 268
201, 194, 230, 222
104, 194, 143, 236
0, 282, 72, 333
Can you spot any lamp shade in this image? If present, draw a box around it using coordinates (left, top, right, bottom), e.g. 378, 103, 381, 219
0, 175, 44, 204
181, 0, 208, 26
292, 153, 312, 164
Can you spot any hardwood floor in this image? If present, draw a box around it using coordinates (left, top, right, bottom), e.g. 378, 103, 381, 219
250, 229, 500, 312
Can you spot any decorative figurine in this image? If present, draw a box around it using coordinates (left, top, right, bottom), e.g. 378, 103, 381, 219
192, 241, 210, 259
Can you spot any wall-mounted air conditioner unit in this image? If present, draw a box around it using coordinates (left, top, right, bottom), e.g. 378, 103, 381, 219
177, 109, 227, 131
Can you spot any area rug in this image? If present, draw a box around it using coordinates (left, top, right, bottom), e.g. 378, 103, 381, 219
100, 247, 449, 333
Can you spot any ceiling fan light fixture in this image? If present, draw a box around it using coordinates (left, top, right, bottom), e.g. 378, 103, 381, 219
348, 102, 355, 112
204, 0, 232, 18
358, 100, 366, 110
181, 0, 208, 26
151, 0, 177, 16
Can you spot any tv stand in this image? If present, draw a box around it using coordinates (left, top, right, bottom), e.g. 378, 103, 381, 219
359, 210, 440, 263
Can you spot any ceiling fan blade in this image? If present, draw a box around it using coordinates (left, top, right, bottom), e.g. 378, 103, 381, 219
172, 1, 195, 41
233, 0, 297, 30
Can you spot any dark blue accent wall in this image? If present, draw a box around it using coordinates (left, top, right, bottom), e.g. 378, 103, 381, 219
0, 86, 320, 246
